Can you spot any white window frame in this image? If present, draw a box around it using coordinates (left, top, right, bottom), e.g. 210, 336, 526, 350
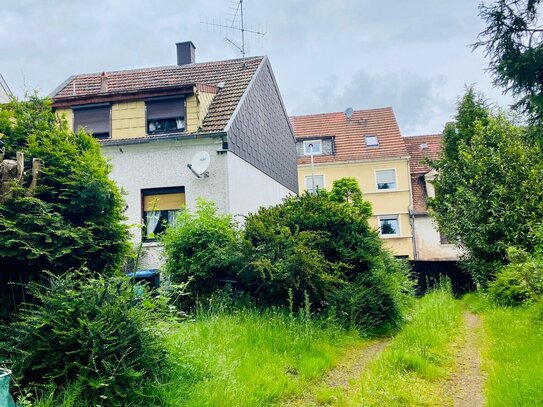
304, 174, 325, 193
365, 135, 379, 147
375, 168, 397, 191
378, 215, 400, 237
303, 140, 322, 156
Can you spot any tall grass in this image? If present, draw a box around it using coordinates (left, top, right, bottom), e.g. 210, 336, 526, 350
147, 305, 360, 407
482, 301, 543, 406
352, 286, 463, 406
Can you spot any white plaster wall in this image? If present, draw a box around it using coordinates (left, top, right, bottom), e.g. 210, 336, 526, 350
102, 137, 228, 269
414, 215, 462, 261
226, 152, 294, 221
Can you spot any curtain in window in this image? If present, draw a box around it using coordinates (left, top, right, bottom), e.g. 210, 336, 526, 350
145, 211, 161, 239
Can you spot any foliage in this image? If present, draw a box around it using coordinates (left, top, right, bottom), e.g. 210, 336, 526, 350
475, 0, 543, 122
241, 180, 413, 330
0, 271, 166, 406
429, 89, 543, 286
0, 97, 128, 279
161, 199, 243, 302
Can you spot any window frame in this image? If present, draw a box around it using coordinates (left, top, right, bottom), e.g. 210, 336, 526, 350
304, 174, 325, 193
72, 103, 111, 139
375, 168, 397, 191
141, 186, 185, 242
145, 96, 186, 136
302, 140, 323, 156
365, 135, 379, 147
378, 215, 400, 237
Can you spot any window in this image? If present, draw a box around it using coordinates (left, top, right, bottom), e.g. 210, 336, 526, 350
73, 104, 110, 139
305, 174, 324, 193
440, 232, 450, 245
379, 216, 399, 236
142, 187, 185, 241
303, 140, 322, 155
376, 169, 396, 190
146, 97, 186, 134
365, 135, 379, 147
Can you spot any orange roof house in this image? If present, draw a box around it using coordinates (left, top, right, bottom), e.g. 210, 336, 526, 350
291, 107, 413, 258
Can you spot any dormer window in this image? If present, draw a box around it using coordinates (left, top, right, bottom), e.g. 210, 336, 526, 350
73, 103, 111, 139
303, 140, 322, 155
365, 135, 379, 147
146, 97, 186, 135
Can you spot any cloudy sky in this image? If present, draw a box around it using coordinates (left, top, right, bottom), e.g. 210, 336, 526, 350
0, 0, 512, 135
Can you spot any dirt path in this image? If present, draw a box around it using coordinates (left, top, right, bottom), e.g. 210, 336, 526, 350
285, 338, 390, 406
446, 311, 486, 407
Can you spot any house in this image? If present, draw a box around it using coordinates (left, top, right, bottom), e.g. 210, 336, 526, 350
50, 41, 298, 268
403, 134, 460, 261
291, 108, 413, 258
0, 74, 11, 103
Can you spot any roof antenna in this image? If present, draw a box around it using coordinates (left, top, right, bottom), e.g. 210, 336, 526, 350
344, 107, 354, 121
201, 0, 266, 58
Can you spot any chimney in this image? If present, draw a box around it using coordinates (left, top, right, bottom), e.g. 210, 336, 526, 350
176, 41, 196, 65
100, 72, 108, 92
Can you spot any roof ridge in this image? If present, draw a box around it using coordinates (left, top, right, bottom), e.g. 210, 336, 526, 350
403, 133, 443, 139
69, 56, 265, 78
290, 106, 393, 119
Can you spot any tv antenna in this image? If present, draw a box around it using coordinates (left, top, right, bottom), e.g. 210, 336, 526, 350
201, 0, 266, 58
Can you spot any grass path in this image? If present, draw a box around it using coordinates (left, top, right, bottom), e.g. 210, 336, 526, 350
284, 338, 390, 406
446, 311, 486, 407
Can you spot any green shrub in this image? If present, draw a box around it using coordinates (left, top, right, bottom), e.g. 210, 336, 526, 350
0, 272, 166, 406
489, 268, 530, 306
162, 199, 243, 303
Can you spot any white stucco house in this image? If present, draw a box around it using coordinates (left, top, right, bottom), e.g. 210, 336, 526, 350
50, 42, 298, 268
404, 134, 461, 261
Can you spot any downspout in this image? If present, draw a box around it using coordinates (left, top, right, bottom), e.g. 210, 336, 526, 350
406, 157, 418, 260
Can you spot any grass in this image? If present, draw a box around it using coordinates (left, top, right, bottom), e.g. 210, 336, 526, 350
344, 287, 464, 406
145, 306, 361, 407
465, 294, 543, 407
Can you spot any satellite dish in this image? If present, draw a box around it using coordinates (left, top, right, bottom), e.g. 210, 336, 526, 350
344, 107, 354, 120
187, 151, 210, 178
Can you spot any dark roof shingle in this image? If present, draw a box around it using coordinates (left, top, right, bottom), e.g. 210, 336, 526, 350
51, 56, 264, 133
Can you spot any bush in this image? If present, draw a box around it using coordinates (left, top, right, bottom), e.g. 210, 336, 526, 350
0, 272, 166, 406
328, 255, 413, 333
162, 199, 243, 303
488, 268, 530, 306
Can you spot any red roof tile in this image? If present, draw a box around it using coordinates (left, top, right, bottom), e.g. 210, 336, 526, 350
290, 108, 408, 164
51, 57, 264, 133
404, 134, 443, 214
403, 134, 443, 173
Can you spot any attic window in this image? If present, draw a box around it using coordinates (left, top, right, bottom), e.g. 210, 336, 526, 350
146, 97, 186, 135
73, 104, 111, 139
420, 143, 429, 150
303, 140, 322, 155
365, 135, 379, 147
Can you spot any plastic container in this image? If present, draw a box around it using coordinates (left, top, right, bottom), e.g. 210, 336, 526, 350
0, 368, 15, 407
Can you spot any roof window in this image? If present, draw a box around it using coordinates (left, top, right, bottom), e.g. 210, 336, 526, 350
365, 135, 379, 147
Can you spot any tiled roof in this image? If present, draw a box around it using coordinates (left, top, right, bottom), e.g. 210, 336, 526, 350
403, 134, 443, 173
290, 107, 408, 165
51, 56, 264, 133
404, 134, 443, 214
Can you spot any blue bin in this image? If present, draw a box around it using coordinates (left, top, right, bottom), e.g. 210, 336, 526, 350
126, 269, 160, 289
0, 368, 15, 407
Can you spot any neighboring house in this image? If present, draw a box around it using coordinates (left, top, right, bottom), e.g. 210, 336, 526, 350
291, 108, 413, 258
50, 41, 298, 268
0, 73, 11, 103
404, 134, 460, 260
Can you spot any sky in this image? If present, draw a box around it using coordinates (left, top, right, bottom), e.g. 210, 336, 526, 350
0, 0, 513, 135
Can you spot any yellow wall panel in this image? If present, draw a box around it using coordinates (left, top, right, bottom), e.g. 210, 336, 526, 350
56, 108, 74, 131
110, 101, 145, 139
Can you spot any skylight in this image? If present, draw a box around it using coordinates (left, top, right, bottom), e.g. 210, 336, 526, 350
365, 135, 379, 147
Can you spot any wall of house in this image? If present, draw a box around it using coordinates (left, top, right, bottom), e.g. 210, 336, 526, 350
57, 92, 215, 139
226, 152, 294, 222
226, 58, 298, 193
101, 137, 228, 269
413, 215, 461, 261
297, 158, 413, 258
111, 101, 145, 139
186, 90, 215, 133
